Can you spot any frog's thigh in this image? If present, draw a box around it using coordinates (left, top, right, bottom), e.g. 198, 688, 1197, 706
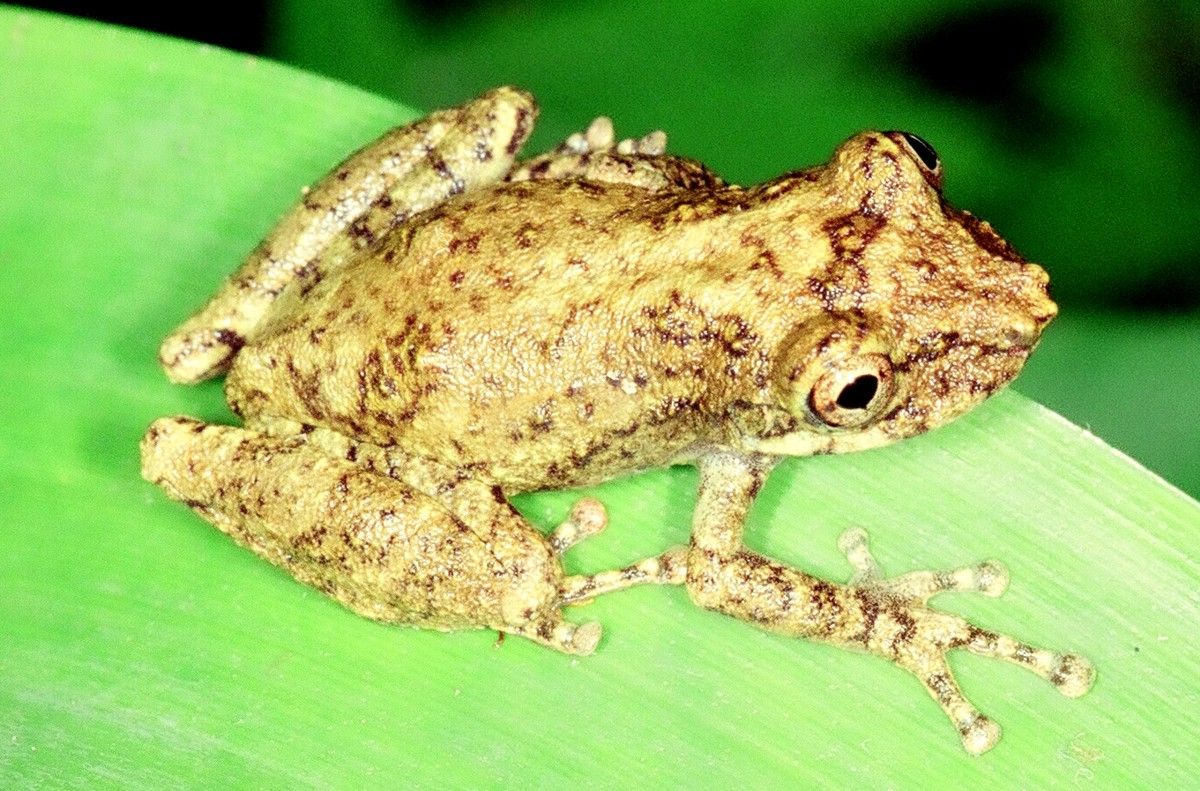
139, 416, 599, 654
160, 86, 537, 386
251, 419, 689, 607
684, 452, 1094, 755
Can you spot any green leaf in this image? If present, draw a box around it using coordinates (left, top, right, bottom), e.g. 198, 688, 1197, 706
2, 9, 1197, 787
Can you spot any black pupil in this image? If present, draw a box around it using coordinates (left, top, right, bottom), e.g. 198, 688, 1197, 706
901, 132, 939, 171
836, 375, 879, 410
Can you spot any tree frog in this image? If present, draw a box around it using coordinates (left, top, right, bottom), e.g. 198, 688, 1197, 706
141, 87, 1093, 754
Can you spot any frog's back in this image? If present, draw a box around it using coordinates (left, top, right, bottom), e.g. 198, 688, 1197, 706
224, 178, 755, 489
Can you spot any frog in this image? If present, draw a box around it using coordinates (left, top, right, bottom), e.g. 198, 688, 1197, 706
140, 86, 1093, 754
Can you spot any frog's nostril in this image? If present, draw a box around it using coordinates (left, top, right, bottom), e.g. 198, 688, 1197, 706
1003, 322, 1038, 349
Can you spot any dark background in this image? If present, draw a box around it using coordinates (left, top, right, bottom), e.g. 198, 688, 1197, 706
22, 0, 1200, 495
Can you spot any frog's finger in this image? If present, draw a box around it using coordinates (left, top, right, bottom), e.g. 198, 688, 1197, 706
160, 86, 537, 385
506, 113, 698, 191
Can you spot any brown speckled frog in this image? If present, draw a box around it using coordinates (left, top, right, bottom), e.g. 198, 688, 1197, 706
141, 86, 1093, 754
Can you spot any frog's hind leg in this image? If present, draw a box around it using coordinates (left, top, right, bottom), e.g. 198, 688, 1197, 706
250, 419, 689, 611
139, 415, 601, 655
685, 451, 1095, 755
160, 86, 538, 385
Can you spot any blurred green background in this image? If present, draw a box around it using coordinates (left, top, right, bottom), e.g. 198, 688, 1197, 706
23, 0, 1200, 496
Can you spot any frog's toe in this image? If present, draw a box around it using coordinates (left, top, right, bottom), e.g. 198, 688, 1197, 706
511, 614, 602, 656
571, 620, 603, 655
559, 546, 687, 606
559, 117, 666, 157
839, 527, 1010, 604
949, 619, 1096, 698
899, 648, 1002, 754
615, 129, 667, 156
548, 498, 607, 555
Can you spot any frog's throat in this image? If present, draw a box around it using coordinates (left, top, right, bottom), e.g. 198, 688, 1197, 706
743, 426, 897, 457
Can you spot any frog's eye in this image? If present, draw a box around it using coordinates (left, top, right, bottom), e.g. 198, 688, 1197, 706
807, 354, 895, 429
898, 132, 940, 173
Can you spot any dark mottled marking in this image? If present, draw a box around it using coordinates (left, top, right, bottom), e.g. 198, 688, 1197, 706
1013, 643, 1037, 665
286, 358, 325, 420
293, 524, 328, 549
514, 221, 538, 249
926, 672, 956, 705
851, 588, 881, 644
508, 106, 532, 156
425, 149, 465, 195
809, 579, 841, 625
753, 172, 815, 203
212, 328, 246, 356
948, 208, 1025, 264
448, 233, 481, 255
347, 217, 376, 245
890, 608, 917, 650
1049, 656, 1073, 687
746, 476, 763, 499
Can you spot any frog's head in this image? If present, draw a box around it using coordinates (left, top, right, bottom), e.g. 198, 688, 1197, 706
745, 130, 1057, 456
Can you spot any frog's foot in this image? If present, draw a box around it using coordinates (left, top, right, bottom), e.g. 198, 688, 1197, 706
686, 534, 1094, 754
545, 498, 687, 606
142, 415, 611, 657
835, 528, 1095, 754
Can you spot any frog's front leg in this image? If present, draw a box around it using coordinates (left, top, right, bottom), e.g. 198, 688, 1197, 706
685, 451, 1095, 754
160, 86, 536, 385
139, 416, 600, 654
